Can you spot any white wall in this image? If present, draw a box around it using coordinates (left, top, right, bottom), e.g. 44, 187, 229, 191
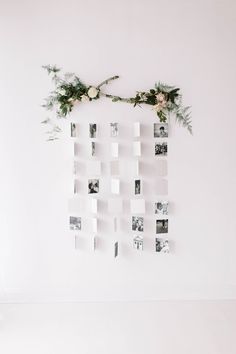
1, 0, 236, 302
1, 301, 236, 354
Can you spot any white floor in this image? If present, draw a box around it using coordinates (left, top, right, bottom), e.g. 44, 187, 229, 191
0, 301, 236, 354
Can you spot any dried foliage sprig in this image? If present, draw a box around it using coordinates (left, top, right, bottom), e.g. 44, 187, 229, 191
42, 65, 192, 140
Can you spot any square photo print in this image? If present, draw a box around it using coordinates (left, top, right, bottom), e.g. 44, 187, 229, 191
91, 141, 95, 156
110, 122, 118, 137
134, 179, 141, 195
156, 219, 168, 234
155, 142, 167, 156
155, 201, 168, 215
132, 216, 144, 232
154, 123, 168, 138
155, 238, 169, 253
133, 235, 143, 251
89, 123, 97, 138
70, 122, 78, 137
88, 179, 99, 194
69, 216, 81, 231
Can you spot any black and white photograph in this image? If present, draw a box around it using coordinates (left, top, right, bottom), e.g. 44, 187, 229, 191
110, 122, 118, 137
155, 238, 169, 253
132, 216, 144, 232
155, 201, 168, 215
71, 122, 77, 137
155, 142, 168, 156
156, 219, 168, 234
114, 241, 118, 258
133, 235, 143, 250
154, 123, 168, 138
69, 216, 81, 231
89, 123, 97, 138
88, 179, 99, 194
135, 179, 141, 195
91, 141, 95, 156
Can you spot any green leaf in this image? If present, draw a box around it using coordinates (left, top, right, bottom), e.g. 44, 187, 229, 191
157, 110, 167, 122
112, 97, 121, 102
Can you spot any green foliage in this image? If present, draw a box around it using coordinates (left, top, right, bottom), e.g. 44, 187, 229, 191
112, 96, 121, 102
42, 65, 192, 139
157, 110, 167, 123
175, 106, 192, 134
42, 64, 60, 75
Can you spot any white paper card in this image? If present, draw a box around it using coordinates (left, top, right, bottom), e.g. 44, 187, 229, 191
134, 122, 140, 137
111, 178, 120, 194
111, 142, 119, 157
156, 179, 168, 195
135, 160, 139, 175
110, 161, 119, 175
73, 160, 78, 175
156, 160, 168, 176
75, 235, 79, 249
130, 199, 145, 214
86, 161, 101, 176
92, 217, 98, 232
74, 142, 79, 156
108, 198, 123, 213
113, 217, 118, 232
90, 198, 98, 213
133, 141, 141, 156
93, 236, 97, 251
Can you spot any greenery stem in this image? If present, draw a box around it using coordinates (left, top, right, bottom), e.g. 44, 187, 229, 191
99, 92, 135, 104
97, 75, 120, 89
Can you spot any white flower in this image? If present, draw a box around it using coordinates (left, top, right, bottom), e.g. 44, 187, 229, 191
67, 98, 74, 103
59, 89, 66, 96
87, 87, 99, 98
81, 95, 89, 103
156, 93, 165, 102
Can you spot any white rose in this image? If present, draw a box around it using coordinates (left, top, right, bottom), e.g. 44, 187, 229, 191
87, 87, 99, 98
81, 95, 89, 102
67, 98, 74, 102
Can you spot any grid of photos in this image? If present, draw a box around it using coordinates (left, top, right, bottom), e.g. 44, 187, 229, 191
70, 121, 170, 254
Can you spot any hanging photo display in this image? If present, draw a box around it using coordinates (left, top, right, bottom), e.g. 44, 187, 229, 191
41, 64, 193, 256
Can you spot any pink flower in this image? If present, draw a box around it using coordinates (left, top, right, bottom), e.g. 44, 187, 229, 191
156, 93, 165, 102
153, 100, 167, 112
153, 103, 163, 112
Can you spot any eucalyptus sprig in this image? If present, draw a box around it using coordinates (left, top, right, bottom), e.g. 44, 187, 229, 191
42, 65, 192, 140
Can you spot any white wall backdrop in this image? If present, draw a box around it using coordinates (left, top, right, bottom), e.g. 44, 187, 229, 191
0, 0, 236, 302
1, 301, 236, 354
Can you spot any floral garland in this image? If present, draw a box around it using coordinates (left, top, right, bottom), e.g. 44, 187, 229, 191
42, 65, 192, 140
